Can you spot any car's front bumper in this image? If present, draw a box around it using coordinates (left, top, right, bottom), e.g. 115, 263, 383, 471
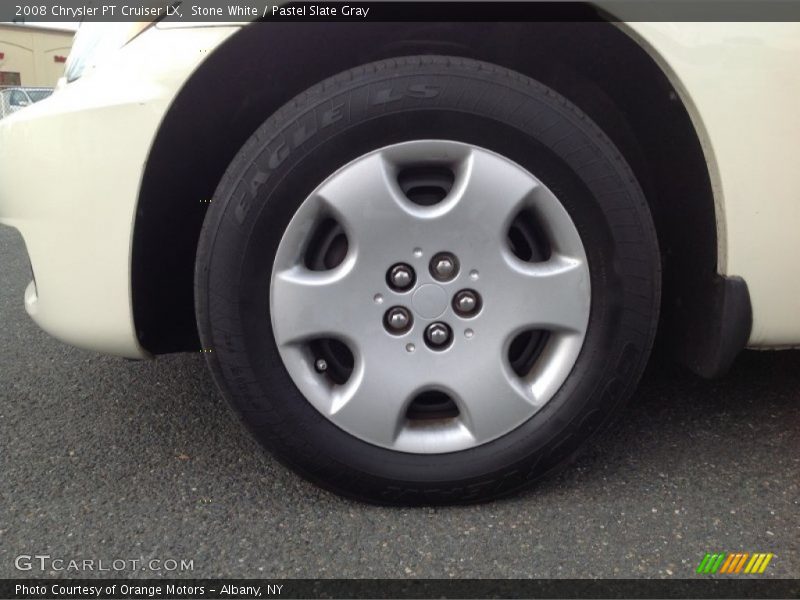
0, 25, 238, 358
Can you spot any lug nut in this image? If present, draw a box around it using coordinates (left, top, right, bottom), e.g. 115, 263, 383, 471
384, 306, 412, 334
453, 289, 482, 317
430, 252, 459, 281
315, 358, 328, 373
425, 322, 452, 349
387, 263, 415, 291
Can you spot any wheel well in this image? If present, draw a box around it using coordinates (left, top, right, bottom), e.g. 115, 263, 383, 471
132, 21, 717, 365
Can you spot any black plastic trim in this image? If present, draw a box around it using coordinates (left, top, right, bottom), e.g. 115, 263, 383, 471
671, 275, 752, 379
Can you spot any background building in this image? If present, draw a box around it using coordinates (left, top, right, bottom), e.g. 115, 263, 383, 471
0, 23, 75, 88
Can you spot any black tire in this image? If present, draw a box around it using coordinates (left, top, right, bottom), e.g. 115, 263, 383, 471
195, 56, 660, 504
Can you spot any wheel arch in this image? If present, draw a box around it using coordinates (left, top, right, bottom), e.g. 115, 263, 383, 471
132, 21, 738, 374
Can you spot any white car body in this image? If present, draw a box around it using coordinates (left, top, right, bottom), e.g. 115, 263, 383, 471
626, 23, 800, 348
0, 21, 798, 362
0, 25, 239, 356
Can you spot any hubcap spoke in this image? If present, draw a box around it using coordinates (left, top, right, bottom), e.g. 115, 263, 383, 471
331, 358, 415, 447
494, 254, 590, 336
445, 147, 540, 245
445, 355, 537, 442
271, 263, 363, 346
316, 151, 416, 256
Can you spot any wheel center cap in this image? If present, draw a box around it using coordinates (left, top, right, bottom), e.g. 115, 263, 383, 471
412, 284, 448, 319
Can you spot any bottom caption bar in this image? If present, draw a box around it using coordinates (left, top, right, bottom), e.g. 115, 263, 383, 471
3, 579, 800, 599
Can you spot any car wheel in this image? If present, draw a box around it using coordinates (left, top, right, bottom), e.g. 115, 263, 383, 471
195, 56, 660, 504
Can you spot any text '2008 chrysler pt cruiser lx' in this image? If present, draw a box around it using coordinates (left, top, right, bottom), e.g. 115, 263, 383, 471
1, 19, 798, 503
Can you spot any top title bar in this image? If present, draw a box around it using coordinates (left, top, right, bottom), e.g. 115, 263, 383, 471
6, 0, 800, 23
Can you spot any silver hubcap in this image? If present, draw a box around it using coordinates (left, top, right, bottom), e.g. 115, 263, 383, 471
270, 140, 591, 453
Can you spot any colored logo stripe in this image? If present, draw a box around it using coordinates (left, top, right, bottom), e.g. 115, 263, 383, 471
720, 553, 747, 573
697, 553, 774, 574
745, 553, 774, 574
719, 553, 737, 573
697, 553, 725, 573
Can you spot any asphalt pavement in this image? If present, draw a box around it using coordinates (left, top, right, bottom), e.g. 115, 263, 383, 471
1, 224, 798, 579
